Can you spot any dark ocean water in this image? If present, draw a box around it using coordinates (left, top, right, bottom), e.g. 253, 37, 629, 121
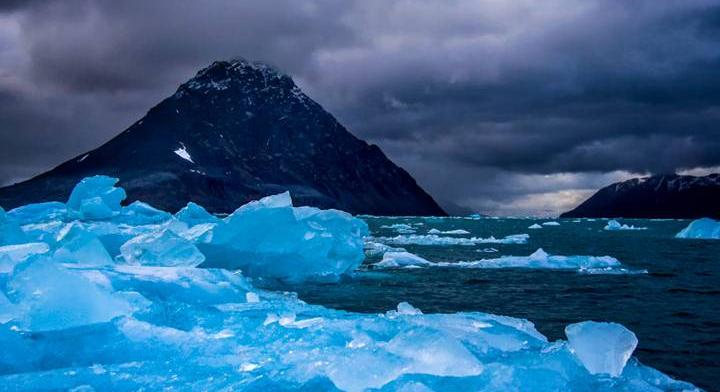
269, 217, 720, 390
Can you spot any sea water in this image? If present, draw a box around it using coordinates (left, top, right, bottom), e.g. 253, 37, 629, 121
270, 216, 720, 390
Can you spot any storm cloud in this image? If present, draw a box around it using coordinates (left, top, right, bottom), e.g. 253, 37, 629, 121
1, 0, 719, 215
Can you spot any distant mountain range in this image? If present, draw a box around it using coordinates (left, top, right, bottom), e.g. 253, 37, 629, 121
561, 173, 720, 218
0, 59, 446, 216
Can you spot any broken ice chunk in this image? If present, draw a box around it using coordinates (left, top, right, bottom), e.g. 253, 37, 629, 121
565, 321, 638, 377
53, 223, 113, 266
120, 229, 205, 267
7, 257, 135, 331
118, 201, 173, 225
374, 251, 431, 268
67, 176, 126, 220
528, 223, 542, 229
0, 243, 49, 273
197, 192, 368, 282
175, 201, 219, 226
0, 207, 29, 246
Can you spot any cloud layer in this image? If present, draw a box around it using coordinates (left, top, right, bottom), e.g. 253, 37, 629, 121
1, 0, 719, 215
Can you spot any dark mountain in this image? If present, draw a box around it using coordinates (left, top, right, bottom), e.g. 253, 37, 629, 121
560, 173, 720, 218
0, 59, 446, 216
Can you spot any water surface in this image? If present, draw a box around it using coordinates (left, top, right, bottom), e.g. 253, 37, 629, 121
264, 217, 720, 390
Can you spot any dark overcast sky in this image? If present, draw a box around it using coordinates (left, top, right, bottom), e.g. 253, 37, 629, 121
1, 0, 719, 216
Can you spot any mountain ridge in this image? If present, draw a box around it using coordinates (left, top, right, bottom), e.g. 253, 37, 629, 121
0, 58, 446, 216
560, 173, 720, 218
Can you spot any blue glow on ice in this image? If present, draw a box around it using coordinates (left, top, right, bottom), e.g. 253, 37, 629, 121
675, 218, 720, 239
0, 177, 698, 390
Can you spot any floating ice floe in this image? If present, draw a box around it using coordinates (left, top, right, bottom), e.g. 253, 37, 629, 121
0, 176, 697, 390
372, 249, 646, 274
528, 223, 543, 229
375, 251, 432, 268
427, 228, 470, 235
371, 233, 529, 246
379, 223, 416, 234
542, 221, 561, 226
364, 241, 406, 257
604, 219, 647, 231
675, 218, 720, 240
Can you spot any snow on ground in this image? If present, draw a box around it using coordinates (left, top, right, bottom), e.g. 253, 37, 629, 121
173, 142, 194, 163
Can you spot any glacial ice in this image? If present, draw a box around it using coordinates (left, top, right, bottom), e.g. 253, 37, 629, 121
372, 233, 529, 246
604, 219, 647, 231
0, 176, 698, 391
0, 206, 28, 245
120, 228, 205, 267
375, 251, 432, 268
66, 175, 126, 220
195, 192, 368, 282
372, 248, 644, 274
566, 321, 638, 377
53, 223, 113, 266
675, 218, 720, 239
528, 223, 543, 229
175, 201, 220, 226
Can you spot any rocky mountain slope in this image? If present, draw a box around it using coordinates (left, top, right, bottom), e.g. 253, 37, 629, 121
0, 59, 446, 216
561, 173, 720, 218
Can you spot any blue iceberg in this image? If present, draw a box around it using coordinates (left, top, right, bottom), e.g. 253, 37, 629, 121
195, 192, 368, 282
675, 218, 720, 239
0, 176, 698, 391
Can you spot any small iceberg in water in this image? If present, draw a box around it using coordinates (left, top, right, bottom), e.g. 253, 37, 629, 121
604, 219, 647, 231
371, 233, 529, 246
675, 218, 720, 239
372, 248, 645, 274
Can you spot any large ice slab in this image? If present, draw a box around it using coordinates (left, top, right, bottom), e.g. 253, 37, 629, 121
565, 321, 638, 377
675, 218, 720, 239
5, 257, 137, 331
195, 192, 368, 282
